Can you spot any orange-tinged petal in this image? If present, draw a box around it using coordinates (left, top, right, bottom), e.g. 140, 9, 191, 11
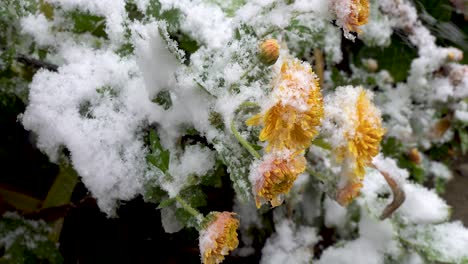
199, 212, 240, 264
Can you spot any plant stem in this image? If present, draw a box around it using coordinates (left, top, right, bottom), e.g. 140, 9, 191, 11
195, 81, 217, 98
230, 120, 261, 159
311, 138, 332, 150
175, 195, 203, 220
239, 61, 259, 80
306, 168, 328, 182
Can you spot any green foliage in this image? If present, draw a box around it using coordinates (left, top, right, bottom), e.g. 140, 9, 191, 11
208, 111, 225, 130
355, 35, 418, 83
146, 129, 170, 174
381, 137, 427, 184
200, 160, 224, 188
0, 213, 63, 264
69, 11, 107, 38
208, 0, 246, 17
153, 90, 173, 110
401, 223, 468, 264
42, 165, 78, 208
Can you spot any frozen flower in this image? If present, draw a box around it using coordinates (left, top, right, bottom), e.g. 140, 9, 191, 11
246, 58, 324, 152
325, 86, 384, 206
258, 39, 280, 65
199, 212, 240, 264
331, 0, 369, 36
251, 151, 307, 208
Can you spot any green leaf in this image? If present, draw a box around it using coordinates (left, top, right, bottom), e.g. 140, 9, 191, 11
143, 184, 167, 204
146, 129, 170, 173
201, 161, 224, 187
157, 197, 176, 209
69, 11, 107, 38
415, 0, 452, 22
42, 164, 78, 208
153, 90, 172, 110
381, 137, 404, 157
0, 213, 63, 264
208, 111, 225, 130
398, 158, 426, 184
0, 186, 42, 213
179, 185, 207, 208
208, 0, 246, 17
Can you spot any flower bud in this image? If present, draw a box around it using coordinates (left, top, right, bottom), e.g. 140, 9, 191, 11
408, 148, 421, 164
258, 39, 280, 65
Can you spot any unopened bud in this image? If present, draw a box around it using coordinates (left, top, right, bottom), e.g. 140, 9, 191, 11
258, 39, 280, 66
362, 58, 378, 72
408, 148, 421, 164
447, 48, 463, 62
432, 117, 451, 139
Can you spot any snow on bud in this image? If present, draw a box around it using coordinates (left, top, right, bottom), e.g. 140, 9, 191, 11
258, 39, 280, 66
446, 48, 463, 62
362, 58, 378, 72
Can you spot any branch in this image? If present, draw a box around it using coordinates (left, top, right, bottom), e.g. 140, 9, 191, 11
15, 53, 58, 72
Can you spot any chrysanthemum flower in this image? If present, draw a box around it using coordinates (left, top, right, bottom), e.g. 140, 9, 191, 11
246, 58, 324, 152
251, 151, 307, 208
199, 212, 239, 264
347, 89, 385, 178
324, 86, 384, 206
331, 0, 369, 35
348, 0, 369, 32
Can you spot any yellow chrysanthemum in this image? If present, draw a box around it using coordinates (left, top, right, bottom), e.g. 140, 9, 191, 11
346, 0, 370, 33
247, 59, 324, 152
199, 212, 239, 264
254, 152, 306, 208
336, 88, 385, 206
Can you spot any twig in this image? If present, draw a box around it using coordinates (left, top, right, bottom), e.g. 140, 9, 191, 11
313, 48, 324, 88
15, 53, 58, 72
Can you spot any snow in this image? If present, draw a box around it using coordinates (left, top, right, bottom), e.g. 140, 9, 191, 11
324, 197, 347, 229
131, 21, 181, 99
429, 161, 453, 180
160, 0, 233, 49
21, 14, 53, 46
317, 212, 399, 264
322, 85, 362, 149
15, 0, 468, 260
21, 48, 150, 215
160, 206, 183, 233
261, 219, 319, 264
164, 144, 216, 197
47, 0, 127, 44
398, 183, 451, 224
402, 221, 468, 263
